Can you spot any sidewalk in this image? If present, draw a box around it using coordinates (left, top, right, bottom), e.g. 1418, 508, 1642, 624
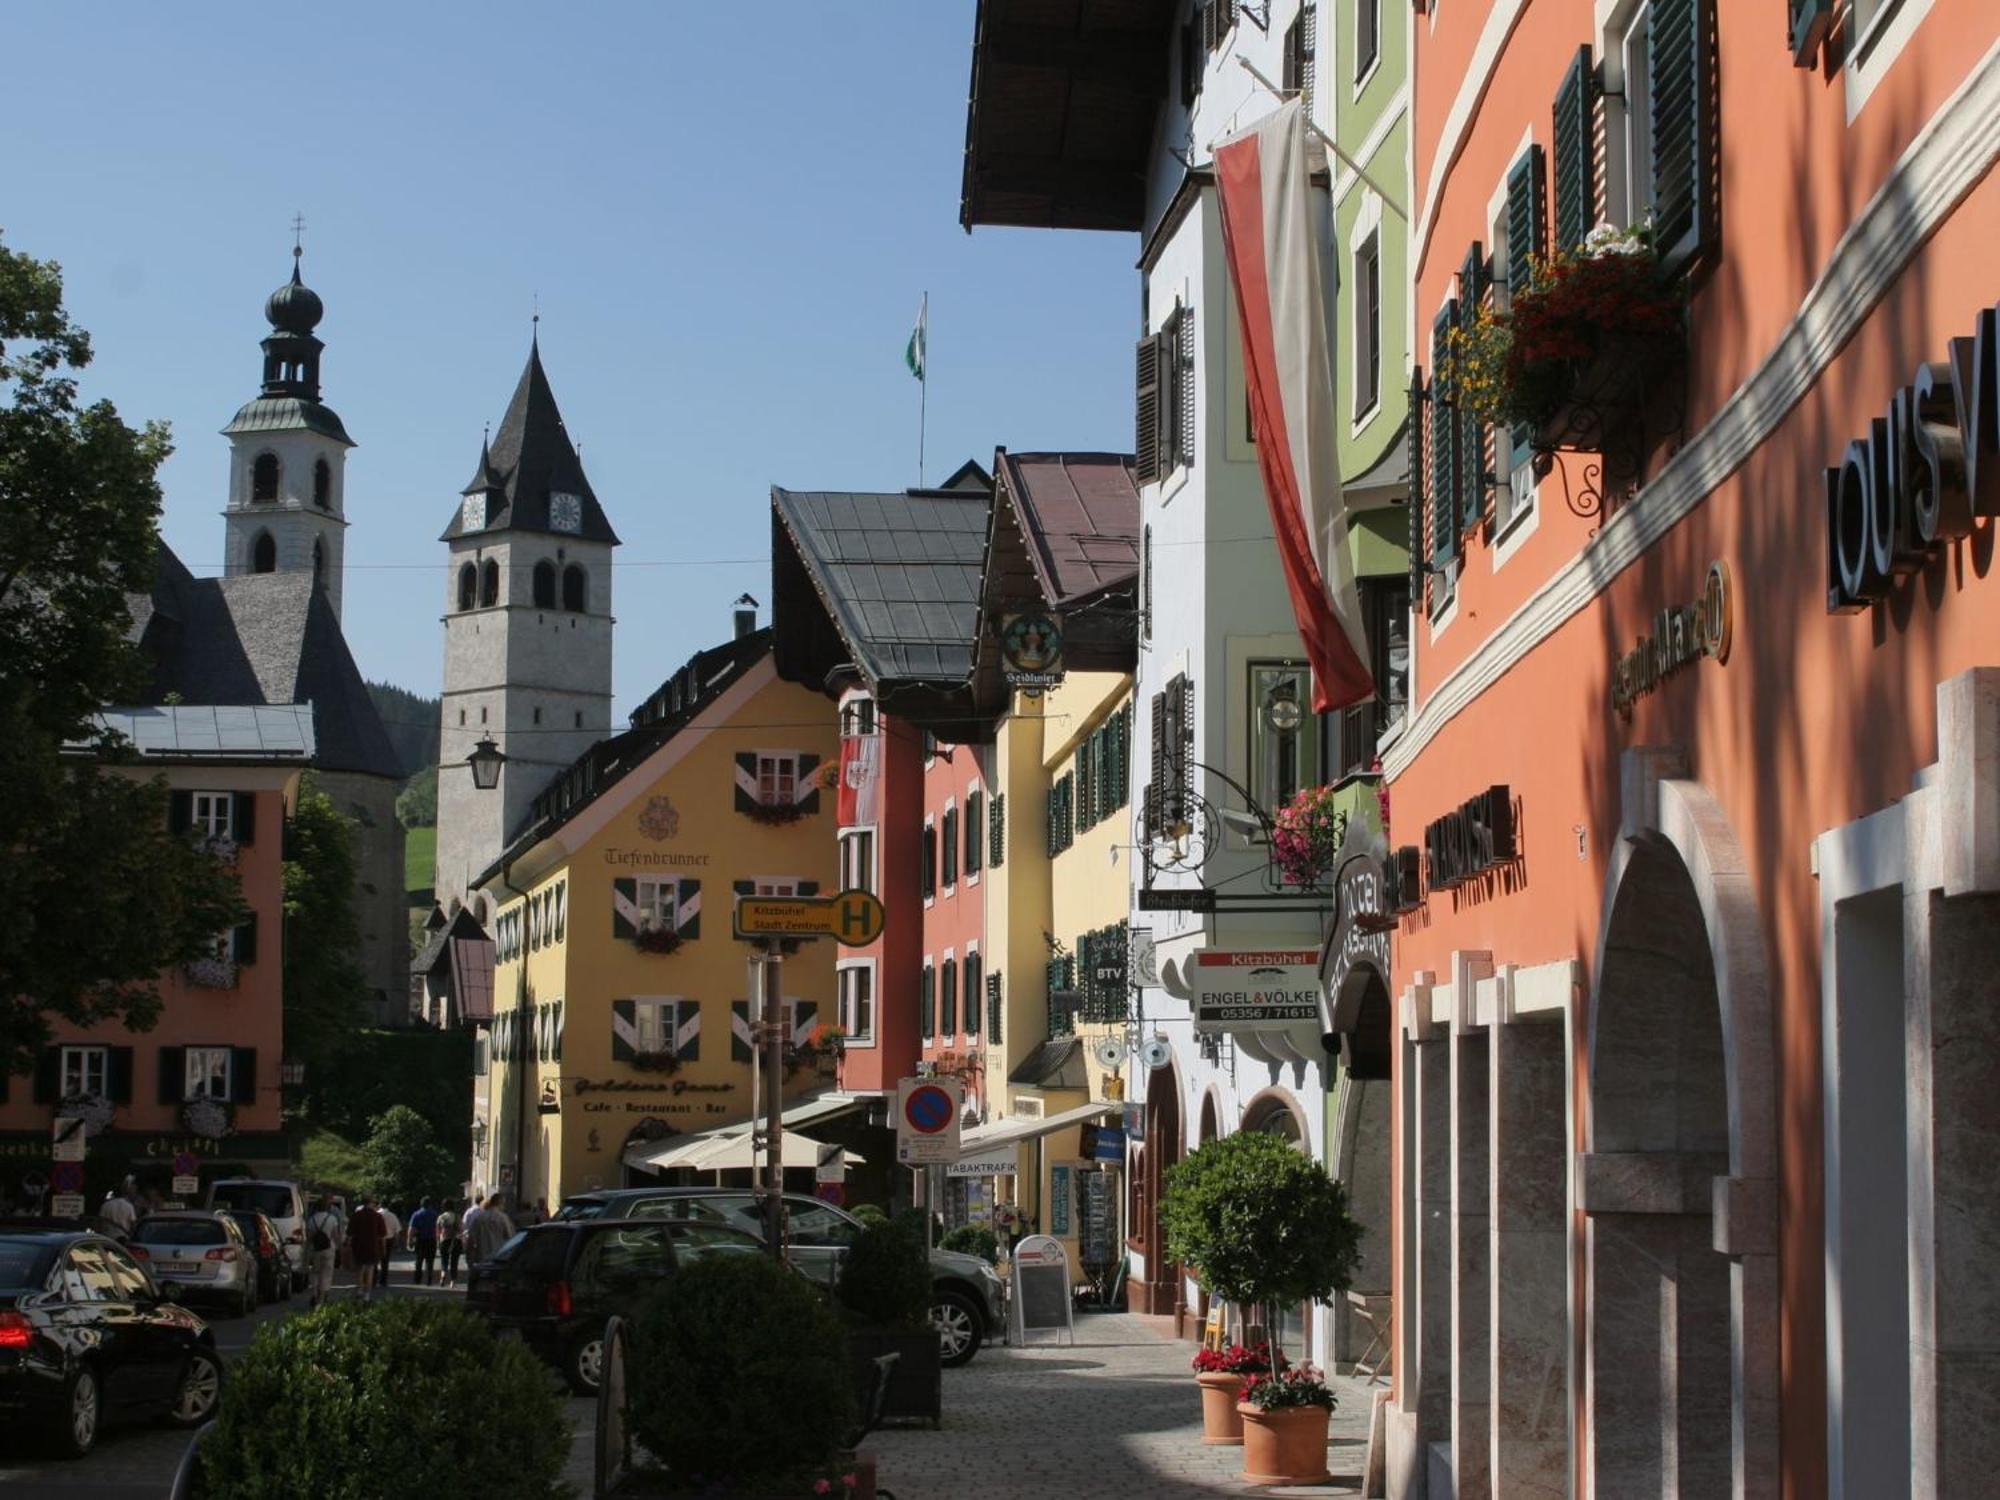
862, 1313, 1373, 1498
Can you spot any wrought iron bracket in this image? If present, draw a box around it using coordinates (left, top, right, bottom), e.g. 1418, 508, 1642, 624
1236, 1, 1272, 33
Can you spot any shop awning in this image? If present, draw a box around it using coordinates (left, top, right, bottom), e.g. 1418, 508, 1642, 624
952, 1102, 1113, 1162
621, 1094, 870, 1174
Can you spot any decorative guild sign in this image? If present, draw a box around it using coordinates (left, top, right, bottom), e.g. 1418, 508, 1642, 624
637, 796, 681, 841
1423, 786, 1517, 892
999, 610, 1065, 694
1610, 561, 1732, 715
1190, 949, 1324, 1033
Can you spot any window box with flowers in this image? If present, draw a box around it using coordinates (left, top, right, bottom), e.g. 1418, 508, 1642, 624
183, 956, 239, 990
630, 1049, 682, 1075
743, 799, 808, 827
1270, 786, 1349, 890
1236, 1365, 1337, 1485
1452, 223, 1686, 491
631, 924, 684, 956
1190, 1342, 1273, 1446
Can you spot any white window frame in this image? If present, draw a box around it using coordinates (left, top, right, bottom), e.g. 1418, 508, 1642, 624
631, 998, 689, 1057
61, 1046, 108, 1098
1351, 227, 1383, 429
1353, 0, 1382, 94
839, 829, 877, 895
1245, 658, 1317, 836
185, 1047, 231, 1101
1489, 136, 1543, 554
837, 958, 876, 1046
749, 876, 803, 897
1595, 0, 1653, 233
190, 791, 234, 839
1843, 0, 1935, 122
755, 752, 799, 807
633, 877, 679, 931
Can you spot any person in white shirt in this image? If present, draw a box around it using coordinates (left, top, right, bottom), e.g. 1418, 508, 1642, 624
377, 1204, 402, 1285
305, 1196, 345, 1310
99, 1188, 136, 1239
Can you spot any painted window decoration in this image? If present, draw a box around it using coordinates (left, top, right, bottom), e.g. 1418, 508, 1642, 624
840, 964, 875, 1044
729, 997, 821, 1063
733, 750, 822, 823
611, 997, 700, 1069
612, 877, 701, 953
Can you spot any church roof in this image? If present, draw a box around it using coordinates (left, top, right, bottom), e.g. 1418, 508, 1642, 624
438, 341, 619, 545
127, 545, 402, 781
221, 395, 353, 446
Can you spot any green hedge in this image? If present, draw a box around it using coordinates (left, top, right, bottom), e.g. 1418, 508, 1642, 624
199, 1300, 569, 1500
837, 1213, 931, 1330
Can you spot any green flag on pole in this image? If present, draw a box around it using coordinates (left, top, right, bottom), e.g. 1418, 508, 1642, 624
904, 295, 926, 382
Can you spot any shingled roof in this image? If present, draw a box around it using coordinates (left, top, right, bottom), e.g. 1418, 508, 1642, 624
127, 545, 402, 781
438, 340, 618, 545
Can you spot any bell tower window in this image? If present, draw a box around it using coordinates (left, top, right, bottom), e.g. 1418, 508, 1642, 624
313, 457, 332, 510
252, 453, 280, 503
562, 564, 586, 613
458, 563, 477, 611
533, 561, 556, 609
252, 531, 277, 573
480, 560, 500, 608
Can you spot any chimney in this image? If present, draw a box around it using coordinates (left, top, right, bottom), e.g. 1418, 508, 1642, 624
733, 593, 759, 640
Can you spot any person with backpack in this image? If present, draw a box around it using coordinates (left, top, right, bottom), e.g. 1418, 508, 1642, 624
436, 1198, 464, 1288
306, 1196, 344, 1310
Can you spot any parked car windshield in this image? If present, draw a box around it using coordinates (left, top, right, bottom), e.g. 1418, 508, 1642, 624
552, 1199, 606, 1221
0, 1242, 54, 1292
211, 1184, 294, 1218
134, 1219, 229, 1245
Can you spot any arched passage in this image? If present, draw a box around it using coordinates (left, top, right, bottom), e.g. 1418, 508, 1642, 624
1586, 761, 1777, 1500
1134, 1057, 1182, 1320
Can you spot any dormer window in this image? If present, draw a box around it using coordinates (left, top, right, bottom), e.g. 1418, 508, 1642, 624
252, 453, 280, 503
462, 493, 487, 531
549, 492, 583, 533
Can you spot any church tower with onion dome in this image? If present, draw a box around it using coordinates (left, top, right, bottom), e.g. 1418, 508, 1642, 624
433, 333, 620, 917
221, 241, 354, 619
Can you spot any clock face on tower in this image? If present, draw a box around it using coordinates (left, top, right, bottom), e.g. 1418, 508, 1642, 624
462, 493, 487, 532
549, 492, 583, 533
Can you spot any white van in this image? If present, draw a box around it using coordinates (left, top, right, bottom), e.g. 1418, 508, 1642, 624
207, 1178, 309, 1292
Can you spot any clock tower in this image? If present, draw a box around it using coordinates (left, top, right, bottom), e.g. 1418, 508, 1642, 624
434, 335, 619, 916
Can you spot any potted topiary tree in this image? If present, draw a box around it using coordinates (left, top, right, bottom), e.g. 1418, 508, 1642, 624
1161, 1131, 1363, 1482
838, 1209, 942, 1426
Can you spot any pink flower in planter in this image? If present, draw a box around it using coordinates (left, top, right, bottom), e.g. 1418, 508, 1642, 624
842, 1477, 858, 1491
815, 1481, 832, 1495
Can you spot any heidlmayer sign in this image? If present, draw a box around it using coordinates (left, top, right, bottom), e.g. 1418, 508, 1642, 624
1191, 949, 1323, 1033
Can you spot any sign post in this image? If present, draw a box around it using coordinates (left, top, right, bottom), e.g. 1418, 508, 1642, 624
734, 889, 885, 945
51, 1117, 85, 1165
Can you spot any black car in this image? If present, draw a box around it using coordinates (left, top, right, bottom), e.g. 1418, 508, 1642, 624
217, 1209, 291, 1305
466, 1218, 765, 1395
554, 1188, 1004, 1367
0, 1229, 223, 1458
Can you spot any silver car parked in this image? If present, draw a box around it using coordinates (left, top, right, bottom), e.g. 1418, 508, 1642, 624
127, 1213, 256, 1318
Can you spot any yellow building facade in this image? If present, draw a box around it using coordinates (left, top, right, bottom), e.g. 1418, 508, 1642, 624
475, 642, 840, 1212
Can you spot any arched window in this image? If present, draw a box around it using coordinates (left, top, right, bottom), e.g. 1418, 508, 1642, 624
480, 559, 499, 608
313, 457, 332, 510
251, 531, 276, 573
251, 453, 280, 503
457, 563, 477, 611
533, 560, 556, 609
312, 537, 326, 586
562, 564, 586, 613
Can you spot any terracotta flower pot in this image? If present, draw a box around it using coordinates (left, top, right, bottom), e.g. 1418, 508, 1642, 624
1237, 1401, 1331, 1485
1195, 1371, 1245, 1445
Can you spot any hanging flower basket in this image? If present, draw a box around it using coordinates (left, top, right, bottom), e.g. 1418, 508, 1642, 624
631, 925, 684, 955
201, 835, 240, 865
181, 1098, 234, 1140
742, 800, 808, 826
631, 1050, 682, 1074
182, 955, 239, 990
806, 1023, 848, 1056
1271, 786, 1349, 889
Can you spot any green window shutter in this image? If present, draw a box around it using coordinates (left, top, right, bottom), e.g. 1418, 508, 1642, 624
991, 791, 1006, 867
1429, 304, 1460, 570
730, 1000, 753, 1063
611, 1000, 636, 1062
675, 879, 701, 940
921, 967, 935, 1041
1135, 332, 1170, 485
1506, 148, 1548, 466
1649, 0, 1713, 276
1458, 242, 1489, 529
611, 878, 638, 939
232, 792, 256, 845
1551, 47, 1596, 254
964, 953, 981, 1035
1409, 368, 1430, 614
1791, 0, 1833, 66
675, 1002, 701, 1063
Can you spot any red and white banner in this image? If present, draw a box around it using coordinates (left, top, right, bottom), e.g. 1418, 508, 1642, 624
837, 733, 880, 826
1214, 98, 1372, 712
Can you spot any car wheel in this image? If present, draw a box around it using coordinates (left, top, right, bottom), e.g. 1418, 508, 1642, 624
565, 1329, 606, 1395
54, 1366, 101, 1458
167, 1348, 223, 1428
931, 1291, 983, 1368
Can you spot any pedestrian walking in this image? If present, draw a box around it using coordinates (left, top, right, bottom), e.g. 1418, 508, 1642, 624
408, 1197, 439, 1286
463, 1193, 514, 1265
377, 1201, 401, 1285
99, 1186, 136, 1240
436, 1198, 464, 1287
347, 1197, 387, 1302
306, 1196, 344, 1310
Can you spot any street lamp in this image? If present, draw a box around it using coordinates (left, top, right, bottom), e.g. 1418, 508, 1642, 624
467, 736, 506, 790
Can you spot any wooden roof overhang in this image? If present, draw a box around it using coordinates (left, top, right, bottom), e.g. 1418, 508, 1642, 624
960, 0, 1177, 233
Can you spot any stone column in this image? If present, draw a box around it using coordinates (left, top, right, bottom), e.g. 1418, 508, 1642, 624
1415, 1033, 1454, 1453
1489, 1014, 1567, 1498
1453, 1027, 1492, 1498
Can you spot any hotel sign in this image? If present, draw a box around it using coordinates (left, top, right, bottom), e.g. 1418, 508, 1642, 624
1424, 786, 1517, 892
1611, 561, 1733, 715
1826, 300, 2000, 612
1191, 949, 1322, 1033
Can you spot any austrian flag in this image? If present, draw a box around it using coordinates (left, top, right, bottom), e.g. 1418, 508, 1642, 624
1213, 99, 1372, 712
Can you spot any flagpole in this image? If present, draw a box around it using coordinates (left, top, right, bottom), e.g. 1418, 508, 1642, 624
918, 291, 928, 489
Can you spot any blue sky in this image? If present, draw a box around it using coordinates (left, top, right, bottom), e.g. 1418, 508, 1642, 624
4, 2, 1136, 715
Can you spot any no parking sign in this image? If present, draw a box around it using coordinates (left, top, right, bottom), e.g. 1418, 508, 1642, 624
895, 1077, 962, 1165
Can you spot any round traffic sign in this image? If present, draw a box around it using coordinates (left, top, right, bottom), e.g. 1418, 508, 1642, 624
172, 1152, 198, 1177
904, 1084, 955, 1135
815, 1182, 846, 1207
51, 1162, 84, 1193
831, 888, 886, 947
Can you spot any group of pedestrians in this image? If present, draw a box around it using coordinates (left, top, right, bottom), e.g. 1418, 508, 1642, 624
295, 1191, 526, 1305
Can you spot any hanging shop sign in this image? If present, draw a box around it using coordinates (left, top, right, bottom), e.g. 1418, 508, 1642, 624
537, 1080, 562, 1115
948, 1146, 1022, 1179
1190, 949, 1323, 1033
1826, 300, 2000, 613
1078, 1123, 1127, 1162
1138, 887, 1218, 913
1611, 562, 1733, 715
1423, 786, 1517, 892
999, 610, 1065, 694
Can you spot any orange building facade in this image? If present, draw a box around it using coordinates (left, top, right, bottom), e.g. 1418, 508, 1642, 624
1384, 4, 2000, 1498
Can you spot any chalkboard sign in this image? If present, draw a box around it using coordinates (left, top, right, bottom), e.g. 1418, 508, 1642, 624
1008, 1234, 1074, 1346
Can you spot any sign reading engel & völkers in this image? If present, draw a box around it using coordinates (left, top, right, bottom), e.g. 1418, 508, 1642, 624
1190, 949, 1322, 1033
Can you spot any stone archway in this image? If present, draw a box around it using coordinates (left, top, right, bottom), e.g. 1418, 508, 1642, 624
1135, 1058, 1183, 1320
1585, 754, 1777, 1500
